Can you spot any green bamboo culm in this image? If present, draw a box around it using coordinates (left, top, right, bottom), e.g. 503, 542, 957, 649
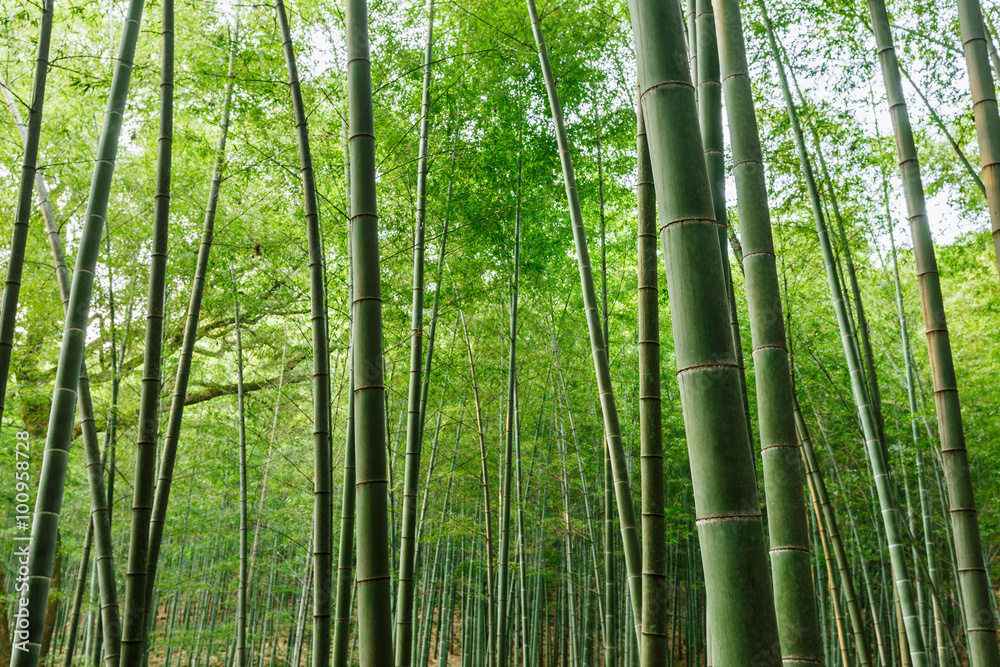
719, 1, 821, 663
956, 0, 1000, 278
347, 0, 395, 658
11, 0, 144, 664
628, 0, 782, 664
231, 262, 249, 667
119, 0, 173, 661
270, 3, 336, 665
62, 517, 93, 667
495, 142, 522, 667
636, 101, 667, 667
394, 0, 435, 661
525, 0, 643, 642
332, 121, 355, 667
144, 10, 238, 630
865, 0, 1000, 663
1, 75, 124, 667
782, 47, 886, 454
695, 0, 752, 443
0, 0, 52, 430
774, 2, 925, 662
791, 393, 875, 665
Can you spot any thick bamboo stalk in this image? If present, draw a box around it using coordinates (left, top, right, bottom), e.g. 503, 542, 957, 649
696, 0, 752, 442
628, 0, 781, 663
12, 0, 144, 662
956, 0, 1000, 277
346, 0, 395, 655
721, 3, 822, 664
866, 1, 999, 663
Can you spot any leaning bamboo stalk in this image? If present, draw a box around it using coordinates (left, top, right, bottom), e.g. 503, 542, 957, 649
272, 3, 336, 663
247, 333, 287, 584
770, 1, 925, 661
866, 1, 1000, 663
628, 0, 781, 662
792, 394, 875, 664
779, 30, 888, 456
13, 0, 144, 662
525, 0, 642, 639
897, 62, 986, 196
2, 72, 124, 667
0, 0, 52, 429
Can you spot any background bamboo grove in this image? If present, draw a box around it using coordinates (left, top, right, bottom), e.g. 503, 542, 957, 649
4, 0, 1000, 665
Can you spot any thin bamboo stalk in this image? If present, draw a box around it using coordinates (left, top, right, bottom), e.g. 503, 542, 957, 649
0, 0, 52, 429
525, 0, 642, 640
636, 101, 666, 667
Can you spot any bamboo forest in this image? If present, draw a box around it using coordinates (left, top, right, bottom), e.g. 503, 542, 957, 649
7, 0, 1000, 663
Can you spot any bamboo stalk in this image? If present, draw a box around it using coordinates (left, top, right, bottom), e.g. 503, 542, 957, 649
14, 0, 144, 662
